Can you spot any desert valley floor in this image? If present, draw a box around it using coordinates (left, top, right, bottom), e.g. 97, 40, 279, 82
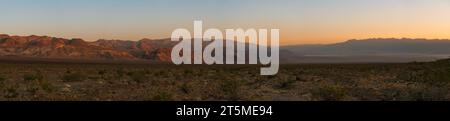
0, 58, 449, 101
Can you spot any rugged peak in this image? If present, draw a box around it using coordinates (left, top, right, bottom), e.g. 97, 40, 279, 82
68, 38, 88, 46
0, 34, 10, 38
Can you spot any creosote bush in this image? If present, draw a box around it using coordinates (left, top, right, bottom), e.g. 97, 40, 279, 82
62, 72, 86, 82
312, 84, 347, 101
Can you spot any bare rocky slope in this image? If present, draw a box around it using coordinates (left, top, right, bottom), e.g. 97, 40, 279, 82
0, 34, 175, 61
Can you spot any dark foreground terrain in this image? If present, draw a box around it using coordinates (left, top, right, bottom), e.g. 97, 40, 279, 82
0, 58, 449, 101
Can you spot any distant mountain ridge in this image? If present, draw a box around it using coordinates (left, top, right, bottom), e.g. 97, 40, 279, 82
0, 34, 174, 61
281, 38, 450, 63
283, 38, 450, 56
1, 34, 450, 63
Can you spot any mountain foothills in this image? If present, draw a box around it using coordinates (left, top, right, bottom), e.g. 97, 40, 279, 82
1, 34, 450, 63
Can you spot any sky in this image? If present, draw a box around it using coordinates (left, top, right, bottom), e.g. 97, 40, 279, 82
1, 0, 450, 45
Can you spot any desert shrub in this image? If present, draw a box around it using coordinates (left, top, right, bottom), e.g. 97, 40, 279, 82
144, 69, 152, 75
4, 84, 19, 98
0, 74, 6, 88
273, 76, 297, 90
184, 69, 194, 75
38, 80, 55, 93
130, 71, 147, 83
425, 68, 450, 83
126, 71, 134, 76
162, 71, 174, 78
406, 87, 433, 101
379, 87, 403, 101
152, 91, 173, 101
25, 84, 40, 94
399, 60, 450, 84
116, 68, 126, 78
154, 70, 165, 77
179, 82, 192, 94
23, 72, 44, 82
97, 69, 107, 79
312, 84, 347, 101
275, 80, 296, 89
98, 69, 107, 75
221, 80, 242, 100
0, 75, 6, 82
62, 72, 86, 82
403, 84, 450, 101
347, 87, 379, 101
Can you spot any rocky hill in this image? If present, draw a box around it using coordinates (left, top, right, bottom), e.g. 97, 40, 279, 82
0, 34, 175, 61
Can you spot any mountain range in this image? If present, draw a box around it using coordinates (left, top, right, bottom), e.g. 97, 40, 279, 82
0, 34, 174, 61
1, 34, 450, 63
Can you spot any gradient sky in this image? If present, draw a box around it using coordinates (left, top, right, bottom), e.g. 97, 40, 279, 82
1, 0, 450, 45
